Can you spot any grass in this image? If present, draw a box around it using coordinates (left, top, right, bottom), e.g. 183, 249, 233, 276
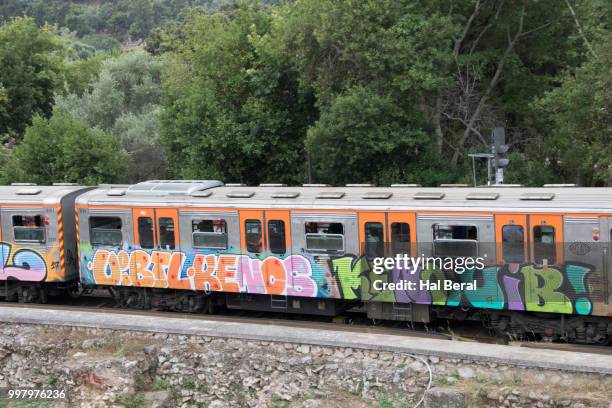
47, 373, 58, 386
116, 393, 146, 408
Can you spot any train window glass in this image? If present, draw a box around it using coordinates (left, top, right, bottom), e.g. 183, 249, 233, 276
533, 225, 556, 264
502, 225, 525, 263
158, 218, 175, 250
365, 222, 384, 258
137, 217, 154, 249
90, 216, 122, 246
245, 220, 263, 253
305, 222, 344, 253
192, 219, 227, 249
268, 220, 286, 254
12, 215, 45, 243
433, 224, 478, 258
391, 222, 410, 255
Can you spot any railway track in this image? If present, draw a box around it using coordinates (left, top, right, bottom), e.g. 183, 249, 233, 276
2, 295, 610, 356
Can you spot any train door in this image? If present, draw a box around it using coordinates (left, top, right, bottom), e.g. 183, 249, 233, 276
387, 212, 416, 257
495, 214, 528, 264
265, 210, 291, 258
133, 207, 180, 251
530, 214, 563, 266
358, 212, 386, 259
240, 210, 265, 257
240, 209, 291, 301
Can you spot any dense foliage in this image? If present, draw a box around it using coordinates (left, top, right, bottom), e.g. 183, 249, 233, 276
0, 1, 609, 186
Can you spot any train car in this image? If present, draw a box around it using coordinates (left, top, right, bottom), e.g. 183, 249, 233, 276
75, 180, 612, 343
0, 183, 91, 302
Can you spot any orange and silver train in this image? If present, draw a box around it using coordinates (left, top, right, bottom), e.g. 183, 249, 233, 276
1, 181, 610, 343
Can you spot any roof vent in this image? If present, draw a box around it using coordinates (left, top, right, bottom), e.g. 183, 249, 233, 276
303, 183, 330, 187
52, 182, 79, 186
191, 191, 212, 197
107, 189, 126, 196
226, 191, 255, 198
413, 192, 445, 200
391, 184, 421, 187
225, 183, 246, 187
271, 191, 300, 198
362, 192, 392, 199
520, 193, 555, 201
16, 188, 42, 195
11, 183, 37, 186
316, 191, 345, 199
440, 183, 470, 187
127, 180, 222, 196
543, 184, 577, 187
346, 183, 374, 187
260, 183, 286, 187
466, 192, 499, 200
484, 184, 523, 187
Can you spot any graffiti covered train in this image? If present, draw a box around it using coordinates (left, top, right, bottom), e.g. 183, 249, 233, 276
0, 181, 610, 343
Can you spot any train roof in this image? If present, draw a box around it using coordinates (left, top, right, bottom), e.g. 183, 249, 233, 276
75, 180, 612, 214
0, 184, 88, 205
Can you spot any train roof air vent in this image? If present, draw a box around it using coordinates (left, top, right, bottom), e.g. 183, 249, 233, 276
466, 192, 499, 200
316, 191, 345, 199
520, 193, 555, 201
362, 192, 392, 199
390, 184, 421, 187
11, 183, 37, 186
259, 183, 286, 187
52, 182, 78, 186
346, 183, 374, 187
303, 184, 330, 187
16, 188, 42, 195
271, 191, 300, 198
226, 191, 255, 198
107, 189, 126, 196
225, 183, 245, 187
543, 184, 576, 187
440, 183, 470, 187
413, 192, 445, 200
191, 191, 212, 197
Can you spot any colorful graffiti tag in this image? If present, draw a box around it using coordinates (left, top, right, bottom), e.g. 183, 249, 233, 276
0, 242, 56, 282
80, 246, 598, 316
363, 261, 597, 315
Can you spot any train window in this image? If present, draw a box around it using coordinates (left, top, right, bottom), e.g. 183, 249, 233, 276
192, 219, 227, 250
158, 218, 175, 250
90, 216, 122, 246
433, 224, 478, 258
502, 225, 525, 263
268, 220, 286, 254
365, 222, 384, 258
245, 220, 263, 253
305, 222, 344, 253
137, 217, 154, 249
391, 222, 410, 255
12, 215, 45, 243
533, 225, 556, 264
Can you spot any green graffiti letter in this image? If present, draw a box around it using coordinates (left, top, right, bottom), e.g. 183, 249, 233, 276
521, 265, 572, 314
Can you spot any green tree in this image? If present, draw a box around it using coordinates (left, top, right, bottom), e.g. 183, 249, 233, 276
2, 113, 126, 185
160, 3, 314, 184
533, 34, 611, 186
55, 50, 165, 182
0, 17, 65, 138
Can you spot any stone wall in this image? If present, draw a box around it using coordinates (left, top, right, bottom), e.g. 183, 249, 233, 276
0, 324, 610, 408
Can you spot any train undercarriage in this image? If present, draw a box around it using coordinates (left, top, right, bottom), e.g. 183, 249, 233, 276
1, 280, 610, 345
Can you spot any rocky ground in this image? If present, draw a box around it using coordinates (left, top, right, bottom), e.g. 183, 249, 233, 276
0, 324, 610, 408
